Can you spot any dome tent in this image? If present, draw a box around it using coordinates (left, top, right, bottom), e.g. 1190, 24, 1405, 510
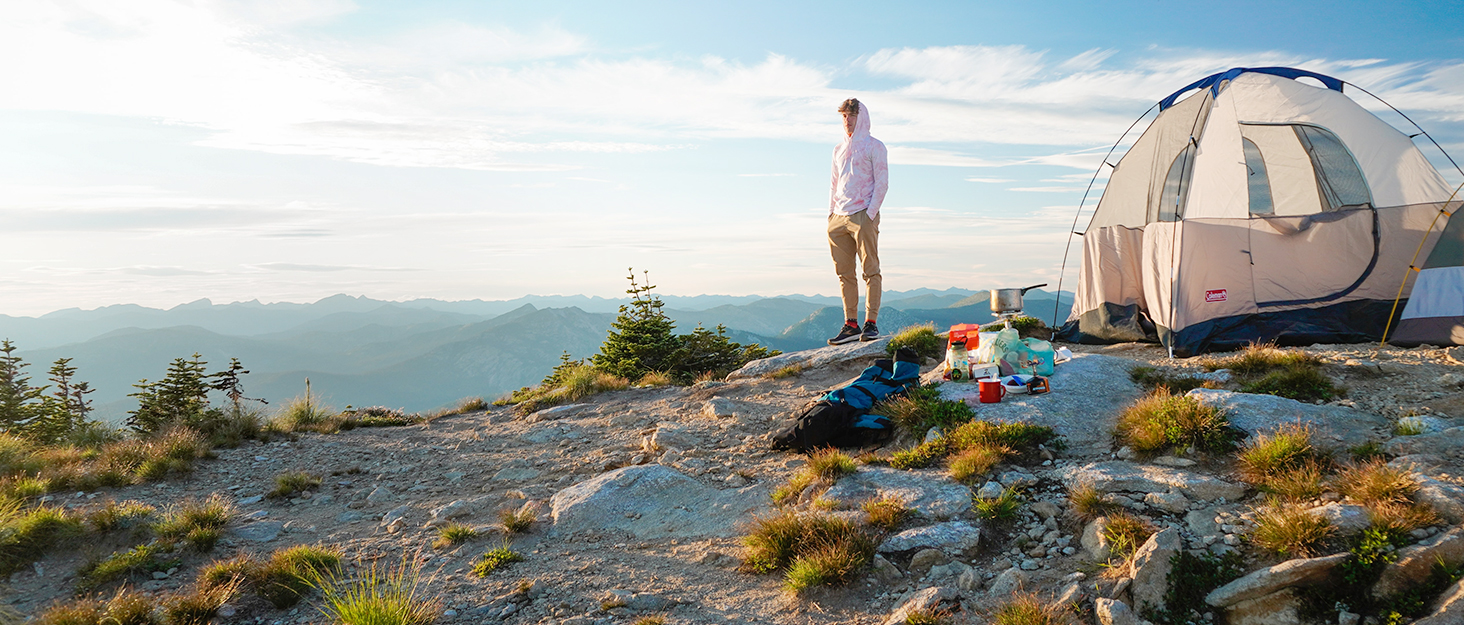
1058, 67, 1461, 356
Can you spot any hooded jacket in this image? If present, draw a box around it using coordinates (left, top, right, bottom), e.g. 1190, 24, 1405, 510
829, 103, 889, 218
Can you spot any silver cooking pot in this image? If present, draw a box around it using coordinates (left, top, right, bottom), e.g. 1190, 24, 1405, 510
990, 284, 1048, 315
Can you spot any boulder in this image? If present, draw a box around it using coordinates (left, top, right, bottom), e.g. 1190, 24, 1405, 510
883, 586, 957, 625
1082, 516, 1113, 561
426, 499, 478, 527
1206, 553, 1348, 607
1414, 475, 1464, 523
1374, 527, 1464, 598
1144, 491, 1190, 514
1030, 500, 1062, 520
1188, 388, 1387, 449
957, 566, 982, 593
728, 338, 890, 379
934, 354, 1146, 456
821, 467, 972, 519
1305, 504, 1370, 536
1386, 427, 1464, 457
870, 555, 903, 583
1095, 598, 1142, 625
1130, 528, 1182, 614
879, 521, 981, 554
926, 561, 971, 584
907, 549, 949, 577
1186, 509, 1220, 536
648, 422, 700, 452
701, 399, 737, 419
549, 465, 766, 540
1057, 461, 1247, 502
987, 567, 1028, 599
525, 403, 589, 422
1415, 578, 1464, 625
1225, 589, 1302, 625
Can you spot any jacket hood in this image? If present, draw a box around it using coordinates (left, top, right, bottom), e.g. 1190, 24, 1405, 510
848, 103, 872, 141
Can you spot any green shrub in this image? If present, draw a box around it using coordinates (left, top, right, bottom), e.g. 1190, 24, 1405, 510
339, 406, 418, 429
473, 543, 524, 576
886, 324, 942, 361
871, 384, 975, 438
1114, 388, 1239, 455
891, 419, 1060, 471
1102, 513, 1153, 563
1144, 551, 1244, 625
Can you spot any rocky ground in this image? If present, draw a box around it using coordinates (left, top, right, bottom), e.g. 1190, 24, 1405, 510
10, 339, 1464, 624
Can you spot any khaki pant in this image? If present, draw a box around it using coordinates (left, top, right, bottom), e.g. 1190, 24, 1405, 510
828, 211, 881, 322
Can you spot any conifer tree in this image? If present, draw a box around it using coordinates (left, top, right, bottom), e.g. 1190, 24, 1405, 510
36, 358, 91, 443
128, 353, 213, 434
0, 340, 44, 437
591, 270, 681, 381
209, 357, 263, 415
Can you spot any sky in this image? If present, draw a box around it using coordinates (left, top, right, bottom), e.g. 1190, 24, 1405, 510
3, 0, 1463, 317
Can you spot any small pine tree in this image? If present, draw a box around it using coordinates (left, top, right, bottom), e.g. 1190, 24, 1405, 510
591, 270, 682, 381
0, 340, 45, 438
128, 353, 214, 434
209, 357, 264, 415
668, 324, 778, 382
35, 358, 91, 443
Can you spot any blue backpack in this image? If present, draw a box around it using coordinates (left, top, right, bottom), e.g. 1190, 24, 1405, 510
770, 349, 922, 451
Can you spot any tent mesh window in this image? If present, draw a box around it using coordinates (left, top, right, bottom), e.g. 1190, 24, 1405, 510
1294, 125, 1373, 211
1157, 143, 1197, 222
1242, 138, 1275, 215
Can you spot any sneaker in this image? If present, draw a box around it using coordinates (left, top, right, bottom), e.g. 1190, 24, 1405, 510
860, 320, 880, 341
828, 321, 862, 345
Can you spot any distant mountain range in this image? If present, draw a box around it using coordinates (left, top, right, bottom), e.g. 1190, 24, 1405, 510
2, 289, 1072, 423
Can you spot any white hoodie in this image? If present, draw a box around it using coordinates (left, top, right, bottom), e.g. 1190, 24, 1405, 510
829, 102, 889, 218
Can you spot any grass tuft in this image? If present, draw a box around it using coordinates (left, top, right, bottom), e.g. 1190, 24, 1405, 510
886, 324, 942, 361
784, 535, 878, 594
1241, 366, 1340, 402
1129, 366, 1215, 394
902, 607, 953, 625
162, 577, 241, 625
632, 617, 668, 625
507, 364, 629, 414
764, 364, 805, 380
77, 542, 178, 591
1102, 512, 1153, 565
268, 470, 322, 499
314, 557, 441, 625
807, 447, 856, 481
992, 593, 1065, 625
1251, 503, 1335, 558
1262, 459, 1328, 502
861, 496, 911, 532
891, 419, 1060, 471
975, 487, 1023, 522
1337, 460, 1417, 506
88, 500, 156, 532
1205, 342, 1320, 375
498, 505, 537, 535
255, 544, 343, 608
1068, 482, 1117, 522
742, 512, 876, 591
153, 494, 233, 549
947, 443, 1010, 484
1114, 388, 1238, 455
637, 371, 674, 387
1237, 424, 1319, 484
433, 522, 479, 549
0, 503, 84, 575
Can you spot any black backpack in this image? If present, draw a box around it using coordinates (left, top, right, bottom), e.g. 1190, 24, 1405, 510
768, 347, 917, 452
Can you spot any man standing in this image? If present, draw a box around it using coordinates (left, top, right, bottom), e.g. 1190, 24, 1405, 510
827, 98, 889, 345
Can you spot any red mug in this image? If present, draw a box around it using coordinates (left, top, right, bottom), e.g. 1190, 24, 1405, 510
979, 379, 1006, 403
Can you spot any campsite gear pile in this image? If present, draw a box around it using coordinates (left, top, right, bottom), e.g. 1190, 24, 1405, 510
769, 347, 921, 452
941, 322, 1054, 403
1058, 67, 1463, 355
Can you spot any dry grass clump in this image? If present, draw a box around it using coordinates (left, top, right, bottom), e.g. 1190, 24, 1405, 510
267, 470, 321, 499
315, 557, 441, 625
1102, 512, 1153, 565
153, 494, 233, 551
268, 393, 342, 433
87, 500, 156, 532
1237, 423, 1319, 484
1263, 459, 1328, 502
636, 371, 674, 387
36, 588, 160, 625
862, 496, 911, 532
891, 419, 1059, 471
1114, 388, 1238, 455
1205, 342, 1340, 402
1368, 501, 1441, 536
498, 504, 537, 535
742, 512, 877, 593
506, 364, 630, 414
1251, 503, 1335, 557
77, 542, 176, 591
1068, 482, 1118, 522
432, 522, 480, 549
1336, 460, 1416, 506
774, 448, 856, 505
993, 593, 1068, 625
162, 577, 242, 625
632, 616, 668, 625
1204, 342, 1321, 375
948, 444, 1011, 484
197, 544, 341, 609
764, 364, 805, 380
902, 608, 953, 625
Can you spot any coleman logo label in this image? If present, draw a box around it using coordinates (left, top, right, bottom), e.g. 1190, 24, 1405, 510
1205, 289, 1228, 303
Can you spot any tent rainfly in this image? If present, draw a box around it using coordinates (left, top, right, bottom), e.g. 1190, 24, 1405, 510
1058, 67, 1463, 356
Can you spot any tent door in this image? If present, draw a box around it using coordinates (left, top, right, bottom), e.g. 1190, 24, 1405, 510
1248, 208, 1380, 307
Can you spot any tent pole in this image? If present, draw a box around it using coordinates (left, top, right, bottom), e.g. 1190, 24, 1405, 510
1344, 82, 1464, 181
1378, 181, 1464, 351
1052, 102, 1159, 330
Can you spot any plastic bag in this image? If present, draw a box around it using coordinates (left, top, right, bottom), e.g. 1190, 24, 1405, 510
1023, 338, 1055, 376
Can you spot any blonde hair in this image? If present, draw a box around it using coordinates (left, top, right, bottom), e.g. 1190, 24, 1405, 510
838, 98, 860, 115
